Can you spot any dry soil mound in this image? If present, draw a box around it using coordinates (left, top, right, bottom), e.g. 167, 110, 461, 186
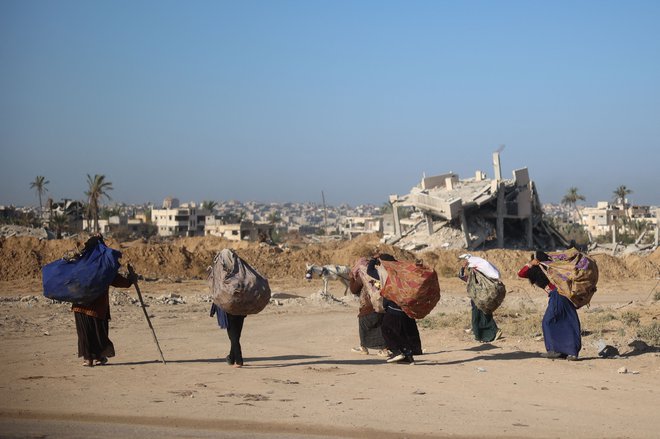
1, 235, 657, 283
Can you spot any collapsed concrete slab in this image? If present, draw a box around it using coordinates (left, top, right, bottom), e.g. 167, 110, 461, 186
385, 152, 568, 251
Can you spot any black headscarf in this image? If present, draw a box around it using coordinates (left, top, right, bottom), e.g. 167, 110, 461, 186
526, 251, 551, 289
367, 253, 396, 280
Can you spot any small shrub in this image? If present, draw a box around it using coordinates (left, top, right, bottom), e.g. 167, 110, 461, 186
653, 291, 660, 302
502, 315, 543, 338
418, 315, 442, 329
620, 311, 640, 326
516, 300, 542, 315
637, 322, 660, 346
594, 313, 617, 323
418, 312, 469, 329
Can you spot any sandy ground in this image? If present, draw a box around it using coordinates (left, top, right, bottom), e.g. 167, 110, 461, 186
0, 276, 659, 439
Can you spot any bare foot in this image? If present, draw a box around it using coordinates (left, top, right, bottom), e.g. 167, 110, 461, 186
82, 360, 93, 367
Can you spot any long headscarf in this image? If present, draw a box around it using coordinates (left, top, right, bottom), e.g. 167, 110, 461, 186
366, 253, 396, 280
526, 251, 551, 289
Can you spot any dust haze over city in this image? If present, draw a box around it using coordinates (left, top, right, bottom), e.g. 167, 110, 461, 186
1, 1, 659, 210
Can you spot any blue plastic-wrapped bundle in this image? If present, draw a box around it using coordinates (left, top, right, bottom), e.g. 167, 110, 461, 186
42, 240, 122, 305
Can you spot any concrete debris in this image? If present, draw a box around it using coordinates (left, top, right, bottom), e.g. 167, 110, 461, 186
385, 153, 568, 251
111, 291, 139, 306
0, 225, 54, 239
617, 366, 628, 374
157, 293, 186, 305
589, 242, 657, 257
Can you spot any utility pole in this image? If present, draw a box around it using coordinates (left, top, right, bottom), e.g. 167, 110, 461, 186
321, 190, 329, 234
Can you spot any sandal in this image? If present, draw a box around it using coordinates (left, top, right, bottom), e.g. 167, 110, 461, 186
82, 360, 94, 367
95, 357, 108, 366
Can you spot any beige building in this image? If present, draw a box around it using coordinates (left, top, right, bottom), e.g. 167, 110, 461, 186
96, 216, 152, 236
152, 199, 208, 237
205, 217, 273, 242
582, 202, 657, 237
581, 202, 619, 237
340, 216, 382, 239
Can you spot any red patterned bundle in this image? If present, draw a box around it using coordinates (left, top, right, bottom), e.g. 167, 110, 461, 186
380, 260, 440, 319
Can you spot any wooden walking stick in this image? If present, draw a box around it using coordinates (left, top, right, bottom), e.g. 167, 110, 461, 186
128, 264, 166, 365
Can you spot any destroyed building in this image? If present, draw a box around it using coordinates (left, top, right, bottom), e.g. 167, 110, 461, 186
385, 152, 568, 251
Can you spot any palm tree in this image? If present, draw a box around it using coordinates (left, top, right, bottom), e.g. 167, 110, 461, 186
561, 187, 586, 224
562, 187, 591, 243
613, 185, 632, 210
85, 174, 113, 233
49, 212, 68, 239
29, 176, 49, 216
267, 211, 281, 224
100, 206, 122, 220
201, 200, 218, 212
613, 185, 633, 232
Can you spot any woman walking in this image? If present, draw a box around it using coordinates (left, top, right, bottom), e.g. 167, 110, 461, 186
71, 236, 137, 367
518, 251, 581, 360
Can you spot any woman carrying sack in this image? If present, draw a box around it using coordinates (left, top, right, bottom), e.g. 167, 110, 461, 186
208, 249, 271, 369
69, 235, 138, 367
348, 257, 389, 357
458, 254, 503, 343
375, 254, 422, 365
518, 251, 581, 360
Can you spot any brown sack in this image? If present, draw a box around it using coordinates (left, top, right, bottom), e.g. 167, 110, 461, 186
380, 260, 440, 319
208, 249, 271, 315
467, 269, 506, 314
542, 248, 598, 309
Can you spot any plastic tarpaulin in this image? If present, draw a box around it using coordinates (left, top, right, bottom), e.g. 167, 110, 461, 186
42, 241, 121, 304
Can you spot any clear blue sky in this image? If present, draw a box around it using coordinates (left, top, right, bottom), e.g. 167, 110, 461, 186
1, 0, 659, 208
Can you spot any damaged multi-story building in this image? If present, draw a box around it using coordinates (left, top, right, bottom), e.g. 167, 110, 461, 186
385, 152, 568, 251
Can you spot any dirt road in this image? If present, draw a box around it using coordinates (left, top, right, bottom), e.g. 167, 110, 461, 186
1, 276, 659, 438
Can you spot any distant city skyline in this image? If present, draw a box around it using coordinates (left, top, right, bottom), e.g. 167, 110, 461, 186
2, 1, 659, 207
6, 181, 656, 210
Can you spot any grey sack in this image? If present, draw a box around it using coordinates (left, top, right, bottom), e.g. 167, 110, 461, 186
208, 249, 271, 315
467, 269, 506, 314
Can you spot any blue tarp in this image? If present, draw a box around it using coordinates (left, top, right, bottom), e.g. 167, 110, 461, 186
42, 241, 122, 304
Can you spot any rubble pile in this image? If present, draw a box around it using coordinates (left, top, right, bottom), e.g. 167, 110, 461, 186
386, 153, 568, 251
156, 293, 186, 305
0, 225, 53, 240
588, 242, 658, 257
